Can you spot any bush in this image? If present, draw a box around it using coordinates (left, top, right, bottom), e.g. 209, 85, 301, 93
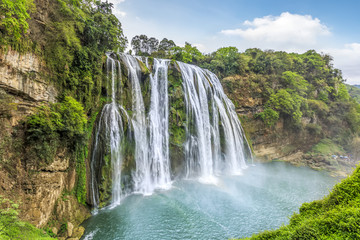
307, 99, 329, 117
258, 107, 279, 127
57, 96, 87, 140
268, 89, 303, 124
26, 96, 87, 163
0, 195, 54, 239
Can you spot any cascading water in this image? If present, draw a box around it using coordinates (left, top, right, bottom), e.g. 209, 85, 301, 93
89, 54, 252, 209
90, 54, 127, 210
120, 55, 152, 194
148, 59, 171, 189
178, 62, 252, 181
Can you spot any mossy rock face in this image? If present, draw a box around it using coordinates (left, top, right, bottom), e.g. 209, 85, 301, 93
168, 62, 186, 177
121, 136, 136, 191
98, 153, 112, 207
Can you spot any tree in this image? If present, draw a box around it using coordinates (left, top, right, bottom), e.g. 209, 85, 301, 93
335, 83, 350, 101
148, 37, 159, 54
282, 71, 309, 96
209, 47, 243, 77
131, 35, 148, 55
171, 42, 203, 63
258, 107, 280, 127
158, 38, 176, 51
268, 89, 303, 124
155, 38, 176, 58
131, 35, 159, 56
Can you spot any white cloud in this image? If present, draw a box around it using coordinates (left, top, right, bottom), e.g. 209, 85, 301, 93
221, 12, 330, 50
193, 43, 206, 52
109, 0, 126, 18
113, 8, 127, 18
325, 43, 360, 84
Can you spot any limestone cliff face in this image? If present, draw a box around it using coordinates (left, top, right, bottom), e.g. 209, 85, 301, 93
0, 48, 57, 102
0, 49, 90, 232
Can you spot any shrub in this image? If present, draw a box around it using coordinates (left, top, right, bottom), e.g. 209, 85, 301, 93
57, 96, 87, 140
258, 107, 279, 127
26, 96, 87, 163
0, 0, 34, 48
0, 195, 54, 239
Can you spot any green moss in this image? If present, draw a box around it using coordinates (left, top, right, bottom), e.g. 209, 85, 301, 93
239, 116, 254, 154
74, 144, 87, 205
167, 63, 186, 175
99, 153, 112, 207
0, 195, 55, 240
310, 139, 344, 156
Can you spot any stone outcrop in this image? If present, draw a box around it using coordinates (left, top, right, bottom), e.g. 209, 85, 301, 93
0, 48, 57, 102
24, 171, 68, 227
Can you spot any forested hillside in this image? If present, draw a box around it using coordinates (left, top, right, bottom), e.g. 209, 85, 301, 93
346, 84, 360, 103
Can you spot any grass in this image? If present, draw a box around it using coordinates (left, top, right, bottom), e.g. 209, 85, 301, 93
310, 139, 345, 156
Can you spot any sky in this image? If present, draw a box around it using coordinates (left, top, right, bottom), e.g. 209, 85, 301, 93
110, 0, 360, 85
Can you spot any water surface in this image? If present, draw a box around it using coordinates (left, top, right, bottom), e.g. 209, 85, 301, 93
82, 162, 338, 240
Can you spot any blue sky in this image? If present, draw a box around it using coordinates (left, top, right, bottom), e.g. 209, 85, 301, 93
111, 0, 360, 84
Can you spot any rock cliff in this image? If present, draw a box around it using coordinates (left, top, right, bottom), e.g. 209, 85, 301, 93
0, 48, 90, 238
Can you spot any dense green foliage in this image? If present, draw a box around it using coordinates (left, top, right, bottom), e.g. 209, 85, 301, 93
41, 0, 127, 111
25, 96, 91, 205
26, 96, 87, 159
201, 48, 358, 130
1, 0, 127, 111
0, 196, 55, 240
0, 0, 34, 49
246, 165, 360, 239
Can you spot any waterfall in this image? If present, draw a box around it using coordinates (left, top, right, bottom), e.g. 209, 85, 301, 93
89, 54, 252, 209
178, 62, 251, 180
148, 59, 171, 189
120, 55, 172, 194
90, 54, 126, 210
121, 55, 152, 194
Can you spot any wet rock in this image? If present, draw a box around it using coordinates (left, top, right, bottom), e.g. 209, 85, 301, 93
72, 226, 85, 238
67, 222, 74, 237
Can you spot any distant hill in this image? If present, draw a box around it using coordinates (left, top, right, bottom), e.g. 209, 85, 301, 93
346, 84, 360, 103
